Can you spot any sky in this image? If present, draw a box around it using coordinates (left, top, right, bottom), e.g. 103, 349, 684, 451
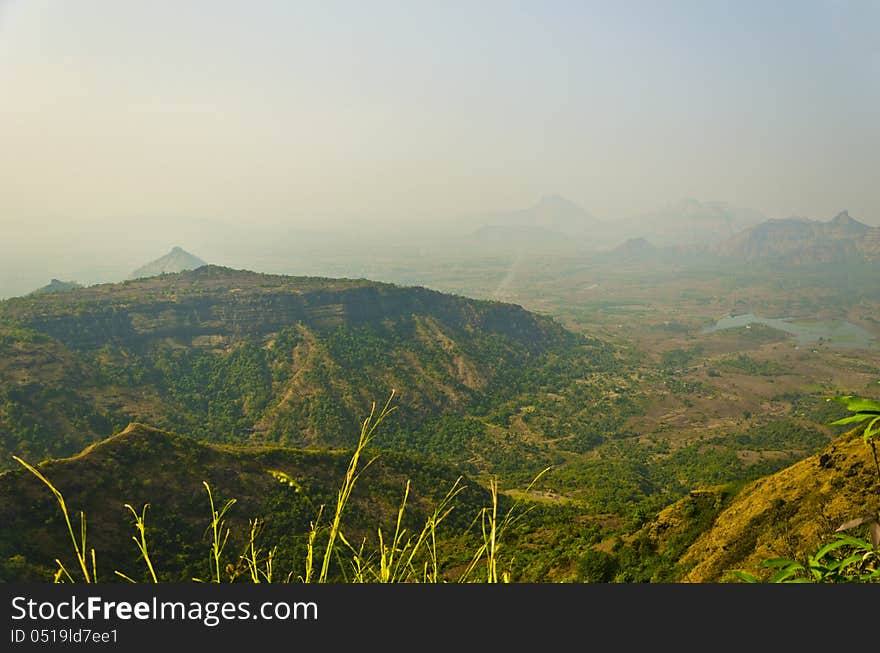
0, 1, 878, 244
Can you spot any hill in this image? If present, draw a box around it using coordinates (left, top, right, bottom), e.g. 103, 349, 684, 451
0, 265, 612, 478
716, 210, 878, 264
678, 426, 879, 581
130, 246, 207, 279
600, 199, 766, 248
606, 426, 879, 582
0, 422, 491, 582
28, 279, 83, 296
481, 195, 601, 238
459, 195, 602, 253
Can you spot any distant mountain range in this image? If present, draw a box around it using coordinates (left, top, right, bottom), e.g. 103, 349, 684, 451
462, 196, 768, 252
433, 197, 876, 269
129, 246, 206, 279
600, 198, 767, 248
716, 210, 880, 264
4, 199, 875, 303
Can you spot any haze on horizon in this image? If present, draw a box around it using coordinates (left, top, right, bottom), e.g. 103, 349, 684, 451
0, 1, 878, 297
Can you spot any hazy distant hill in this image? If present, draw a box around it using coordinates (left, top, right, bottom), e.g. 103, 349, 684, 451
601, 199, 766, 248
130, 246, 207, 279
609, 237, 657, 259
490, 195, 601, 235
28, 279, 83, 296
716, 210, 878, 263
443, 195, 602, 257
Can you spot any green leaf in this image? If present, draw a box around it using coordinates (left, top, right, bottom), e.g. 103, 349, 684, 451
864, 416, 880, 440
814, 537, 856, 560
769, 566, 804, 583
829, 554, 866, 573
828, 395, 880, 413
831, 534, 876, 552
829, 413, 874, 426
759, 557, 803, 569
725, 569, 760, 583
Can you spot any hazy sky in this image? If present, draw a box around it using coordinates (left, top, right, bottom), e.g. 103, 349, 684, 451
1, 0, 878, 230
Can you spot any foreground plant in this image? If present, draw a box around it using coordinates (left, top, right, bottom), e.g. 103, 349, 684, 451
458, 467, 550, 583
114, 504, 159, 583
12, 455, 96, 583
727, 534, 880, 583
11, 390, 534, 584
828, 392, 880, 479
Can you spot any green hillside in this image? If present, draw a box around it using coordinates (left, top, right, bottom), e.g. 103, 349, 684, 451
1, 266, 851, 521
0, 422, 494, 582
0, 266, 617, 480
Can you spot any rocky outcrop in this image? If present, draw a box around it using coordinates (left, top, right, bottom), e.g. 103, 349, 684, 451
716, 211, 874, 263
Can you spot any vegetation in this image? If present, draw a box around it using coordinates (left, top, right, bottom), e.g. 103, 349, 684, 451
3, 263, 880, 584
7, 394, 556, 584
717, 354, 790, 377
726, 389, 880, 583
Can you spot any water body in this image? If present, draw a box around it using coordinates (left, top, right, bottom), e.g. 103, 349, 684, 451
701, 313, 877, 349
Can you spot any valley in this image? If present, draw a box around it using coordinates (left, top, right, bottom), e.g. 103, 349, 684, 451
2, 250, 878, 583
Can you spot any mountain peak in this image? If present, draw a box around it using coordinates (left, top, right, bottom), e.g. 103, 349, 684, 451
828, 210, 869, 232
830, 210, 859, 225
129, 247, 207, 280
527, 195, 599, 230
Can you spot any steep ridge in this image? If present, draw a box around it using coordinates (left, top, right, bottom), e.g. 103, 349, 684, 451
616, 426, 879, 582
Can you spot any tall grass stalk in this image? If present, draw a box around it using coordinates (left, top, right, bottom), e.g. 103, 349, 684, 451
14, 392, 556, 585
301, 506, 324, 583
13, 455, 95, 583
114, 504, 159, 583
317, 391, 397, 583
237, 519, 276, 583
458, 467, 551, 584
340, 476, 464, 583
404, 477, 464, 583
201, 481, 236, 583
